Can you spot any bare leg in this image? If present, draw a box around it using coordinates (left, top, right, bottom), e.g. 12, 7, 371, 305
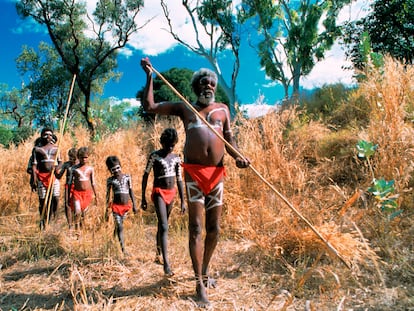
38, 198, 46, 230
66, 206, 73, 229
65, 190, 73, 229
202, 204, 222, 288
188, 201, 210, 307
74, 213, 81, 230
51, 196, 59, 220
155, 196, 174, 276
115, 218, 125, 253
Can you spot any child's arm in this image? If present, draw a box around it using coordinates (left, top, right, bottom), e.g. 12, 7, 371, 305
141, 154, 153, 211
105, 178, 111, 221
141, 172, 149, 211
176, 158, 186, 214
90, 167, 98, 205
65, 168, 73, 210
55, 162, 67, 179
128, 175, 137, 214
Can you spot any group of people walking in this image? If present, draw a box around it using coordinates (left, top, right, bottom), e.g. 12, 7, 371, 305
28, 130, 97, 231
27, 58, 250, 307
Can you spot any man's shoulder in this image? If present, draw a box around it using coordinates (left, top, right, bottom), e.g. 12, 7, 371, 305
213, 102, 228, 109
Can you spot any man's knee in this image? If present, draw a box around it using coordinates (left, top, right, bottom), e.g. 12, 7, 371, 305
189, 222, 202, 235
206, 222, 220, 236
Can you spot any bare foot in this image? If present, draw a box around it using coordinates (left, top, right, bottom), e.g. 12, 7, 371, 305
164, 267, 174, 277
196, 281, 210, 308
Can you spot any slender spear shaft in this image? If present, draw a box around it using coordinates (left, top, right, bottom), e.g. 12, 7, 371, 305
41, 74, 77, 226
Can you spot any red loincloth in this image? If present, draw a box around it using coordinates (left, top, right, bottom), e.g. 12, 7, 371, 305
151, 187, 177, 205
182, 163, 225, 195
37, 171, 52, 188
70, 189, 93, 212
110, 202, 131, 216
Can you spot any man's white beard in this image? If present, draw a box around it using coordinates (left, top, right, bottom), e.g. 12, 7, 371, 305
198, 91, 215, 105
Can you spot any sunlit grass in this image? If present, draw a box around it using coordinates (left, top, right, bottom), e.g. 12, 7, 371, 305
0, 57, 413, 310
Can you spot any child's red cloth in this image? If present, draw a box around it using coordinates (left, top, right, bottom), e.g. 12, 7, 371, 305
151, 187, 177, 205
70, 189, 93, 212
110, 202, 132, 216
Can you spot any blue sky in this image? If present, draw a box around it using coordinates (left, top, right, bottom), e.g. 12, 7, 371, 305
0, 0, 371, 106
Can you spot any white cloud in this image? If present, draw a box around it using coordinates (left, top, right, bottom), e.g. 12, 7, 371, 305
301, 0, 372, 89
83, 0, 212, 56
240, 104, 279, 118
109, 97, 141, 107
301, 42, 356, 89
127, 1, 212, 55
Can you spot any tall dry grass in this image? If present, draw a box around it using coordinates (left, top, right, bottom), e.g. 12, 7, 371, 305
359, 56, 414, 190
0, 57, 413, 310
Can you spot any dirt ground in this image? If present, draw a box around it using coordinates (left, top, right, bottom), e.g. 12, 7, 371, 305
1, 214, 413, 311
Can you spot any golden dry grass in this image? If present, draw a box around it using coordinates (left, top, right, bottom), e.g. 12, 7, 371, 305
1, 58, 413, 310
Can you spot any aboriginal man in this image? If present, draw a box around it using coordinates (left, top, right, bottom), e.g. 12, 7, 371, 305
140, 57, 250, 307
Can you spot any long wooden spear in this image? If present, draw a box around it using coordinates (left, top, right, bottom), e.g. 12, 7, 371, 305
147, 65, 350, 269
42, 74, 77, 227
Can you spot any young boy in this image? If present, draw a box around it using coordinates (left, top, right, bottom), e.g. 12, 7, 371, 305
69, 147, 97, 230
105, 156, 138, 254
141, 128, 186, 277
30, 128, 62, 230
55, 148, 78, 229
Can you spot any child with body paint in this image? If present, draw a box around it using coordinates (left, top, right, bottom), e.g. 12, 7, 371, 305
141, 128, 186, 276
69, 147, 97, 230
105, 155, 137, 254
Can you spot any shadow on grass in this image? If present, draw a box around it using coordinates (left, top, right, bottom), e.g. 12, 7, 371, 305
1, 273, 195, 310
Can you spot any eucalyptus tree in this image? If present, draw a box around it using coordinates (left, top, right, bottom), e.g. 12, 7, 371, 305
0, 84, 33, 128
16, 43, 81, 128
160, 0, 243, 117
342, 0, 414, 69
0, 84, 35, 145
16, 0, 146, 137
240, 0, 354, 101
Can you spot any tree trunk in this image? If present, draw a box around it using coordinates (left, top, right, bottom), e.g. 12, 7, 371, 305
83, 92, 95, 139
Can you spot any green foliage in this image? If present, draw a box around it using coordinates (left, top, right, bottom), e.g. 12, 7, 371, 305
356, 140, 401, 218
16, 0, 145, 137
300, 84, 353, 120
367, 178, 401, 218
342, 0, 414, 71
16, 43, 75, 126
0, 126, 13, 147
12, 126, 35, 145
92, 98, 140, 137
364, 0, 414, 64
241, 0, 352, 99
0, 125, 34, 148
356, 140, 378, 159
